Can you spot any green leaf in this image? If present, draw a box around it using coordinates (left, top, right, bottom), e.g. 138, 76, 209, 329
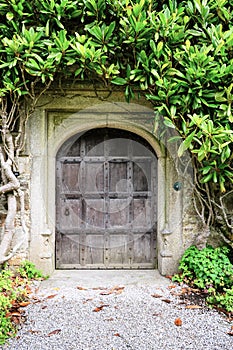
178, 130, 196, 157
215, 92, 227, 102
163, 117, 175, 129
111, 77, 127, 85
201, 173, 213, 183
201, 166, 212, 175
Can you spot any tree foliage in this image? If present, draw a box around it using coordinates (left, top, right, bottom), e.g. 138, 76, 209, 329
0, 0, 232, 259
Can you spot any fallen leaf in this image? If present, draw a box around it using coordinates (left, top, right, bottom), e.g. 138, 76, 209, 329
46, 294, 57, 299
19, 301, 31, 307
100, 291, 112, 296
41, 305, 47, 309
174, 318, 182, 326
181, 288, 190, 294
168, 285, 176, 289
165, 275, 173, 280
77, 286, 87, 291
161, 299, 171, 303
28, 330, 41, 334
32, 299, 42, 304
105, 317, 114, 321
185, 305, 202, 309
151, 294, 162, 298
32, 296, 41, 302
112, 286, 125, 292
47, 329, 61, 337
100, 286, 125, 296
114, 333, 121, 337
170, 291, 182, 296
227, 331, 233, 336
115, 288, 124, 295
93, 304, 109, 312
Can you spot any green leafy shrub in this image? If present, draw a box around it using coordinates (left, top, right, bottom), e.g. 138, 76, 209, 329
0, 261, 46, 345
0, 293, 16, 344
0, 269, 17, 345
18, 260, 47, 280
207, 287, 233, 313
173, 245, 233, 312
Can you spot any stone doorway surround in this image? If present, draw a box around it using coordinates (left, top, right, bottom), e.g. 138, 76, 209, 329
26, 87, 194, 275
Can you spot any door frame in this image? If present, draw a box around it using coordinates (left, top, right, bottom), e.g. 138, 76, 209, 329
29, 101, 184, 275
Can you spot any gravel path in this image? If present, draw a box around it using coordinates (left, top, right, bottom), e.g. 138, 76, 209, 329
1, 274, 232, 350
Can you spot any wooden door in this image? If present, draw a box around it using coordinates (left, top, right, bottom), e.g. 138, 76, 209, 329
56, 128, 157, 269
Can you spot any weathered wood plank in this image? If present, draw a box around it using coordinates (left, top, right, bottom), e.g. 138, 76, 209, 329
56, 128, 157, 269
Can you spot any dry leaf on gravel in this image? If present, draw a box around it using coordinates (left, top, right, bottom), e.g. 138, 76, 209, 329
46, 294, 57, 299
77, 286, 87, 290
170, 291, 182, 296
93, 305, 109, 312
47, 329, 61, 336
185, 305, 202, 309
113, 333, 121, 337
174, 318, 182, 326
151, 294, 162, 298
19, 301, 31, 307
165, 275, 173, 280
100, 286, 125, 296
161, 299, 171, 303
28, 330, 41, 334
99, 291, 112, 295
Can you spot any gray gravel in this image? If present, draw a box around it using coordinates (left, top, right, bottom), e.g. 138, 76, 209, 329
1, 275, 232, 350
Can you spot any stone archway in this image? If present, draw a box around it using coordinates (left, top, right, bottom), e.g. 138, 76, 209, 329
29, 99, 186, 275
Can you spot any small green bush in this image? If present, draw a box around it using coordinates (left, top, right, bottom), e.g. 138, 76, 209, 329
207, 287, 233, 313
173, 245, 233, 312
0, 269, 17, 345
18, 260, 46, 280
0, 261, 46, 345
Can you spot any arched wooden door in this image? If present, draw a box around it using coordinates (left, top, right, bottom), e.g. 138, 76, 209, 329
56, 128, 157, 269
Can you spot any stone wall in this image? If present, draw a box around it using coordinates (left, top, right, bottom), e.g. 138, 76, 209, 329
2, 83, 202, 275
